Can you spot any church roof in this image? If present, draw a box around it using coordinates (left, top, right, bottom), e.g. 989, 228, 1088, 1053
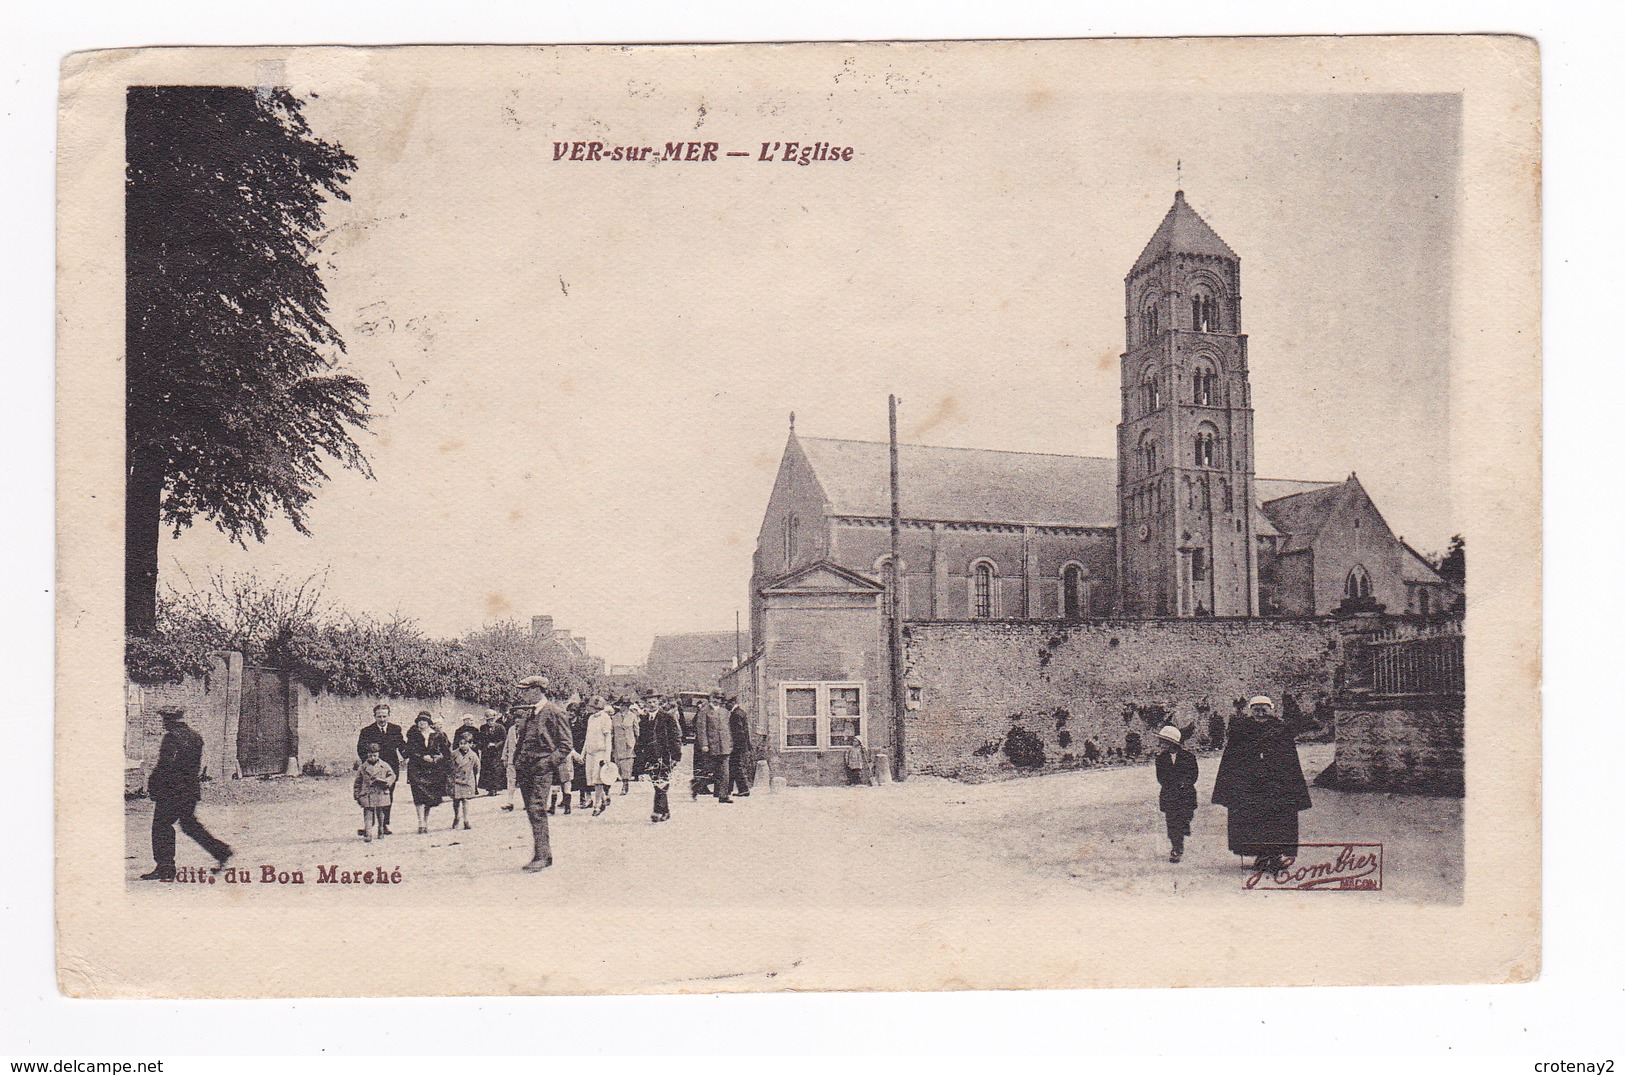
1258, 480, 1347, 553
1131, 190, 1238, 275
1400, 541, 1452, 586
797, 436, 1119, 528
796, 434, 1336, 533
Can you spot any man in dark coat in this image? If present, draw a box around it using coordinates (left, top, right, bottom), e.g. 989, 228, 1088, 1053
513, 676, 577, 872
356, 703, 406, 834
1211, 695, 1312, 871
727, 700, 755, 798
141, 706, 233, 880
646, 701, 685, 823
694, 699, 735, 803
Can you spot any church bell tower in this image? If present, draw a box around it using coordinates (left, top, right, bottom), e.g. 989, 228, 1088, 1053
1116, 190, 1259, 617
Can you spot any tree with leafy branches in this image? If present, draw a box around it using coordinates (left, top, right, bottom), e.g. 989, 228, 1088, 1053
125, 85, 367, 635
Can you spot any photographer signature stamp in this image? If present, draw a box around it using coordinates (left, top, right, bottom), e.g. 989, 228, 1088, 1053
1243, 843, 1384, 891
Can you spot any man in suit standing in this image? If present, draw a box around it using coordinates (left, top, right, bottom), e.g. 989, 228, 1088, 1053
356, 703, 406, 835
513, 675, 577, 872
695, 699, 735, 803
140, 705, 233, 881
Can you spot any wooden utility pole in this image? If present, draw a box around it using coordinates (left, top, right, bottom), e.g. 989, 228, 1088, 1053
888, 394, 907, 781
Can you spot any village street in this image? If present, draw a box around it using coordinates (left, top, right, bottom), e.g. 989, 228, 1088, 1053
126, 744, 1460, 908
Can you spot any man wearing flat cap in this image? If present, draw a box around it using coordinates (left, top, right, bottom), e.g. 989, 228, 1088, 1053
1212, 694, 1313, 873
140, 705, 233, 881
512, 676, 577, 872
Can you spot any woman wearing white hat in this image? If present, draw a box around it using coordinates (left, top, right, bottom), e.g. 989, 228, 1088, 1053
1211, 695, 1312, 872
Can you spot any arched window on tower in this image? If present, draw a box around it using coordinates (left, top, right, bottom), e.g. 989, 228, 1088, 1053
971, 560, 996, 619
1141, 365, 1162, 414
1193, 426, 1219, 468
1345, 565, 1373, 601
1138, 430, 1159, 476
1193, 363, 1220, 407
1141, 301, 1160, 344
1191, 291, 1221, 332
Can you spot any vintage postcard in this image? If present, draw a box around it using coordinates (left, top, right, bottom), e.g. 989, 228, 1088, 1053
56, 37, 1540, 996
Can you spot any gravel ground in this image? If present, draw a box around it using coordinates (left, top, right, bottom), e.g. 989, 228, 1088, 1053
125, 743, 1461, 907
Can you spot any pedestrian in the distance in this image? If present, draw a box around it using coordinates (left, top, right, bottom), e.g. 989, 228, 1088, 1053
727, 699, 755, 797
1154, 723, 1199, 863
582, 698, 615, 815
403, 712, 451, 834
611, 702, 640, 796
695, 698, 735, 803
140, 705, 233, 880
354, 742, 397, 842
477, 709, 508, 796
647, 700, 684, 823
449, 726, 481, 830
844, 734, 869, 786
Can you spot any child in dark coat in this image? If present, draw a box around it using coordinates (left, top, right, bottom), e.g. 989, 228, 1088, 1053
1154, 724, 1199, 863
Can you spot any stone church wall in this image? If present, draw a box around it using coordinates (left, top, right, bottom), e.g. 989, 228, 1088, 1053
902, 618, 1344, 780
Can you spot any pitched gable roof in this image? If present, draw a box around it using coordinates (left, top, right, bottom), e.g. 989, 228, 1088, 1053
646, 632, 745, 669
796, 435, 1118, 528
1258, 480, 1349, 553
761, 559, 886, 594
1131, 191, 1238, 275
1400, 541, 1452, 586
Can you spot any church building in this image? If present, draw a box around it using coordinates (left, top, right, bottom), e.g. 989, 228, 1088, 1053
747, 191, 1460, 641
735, 191, 1460, 785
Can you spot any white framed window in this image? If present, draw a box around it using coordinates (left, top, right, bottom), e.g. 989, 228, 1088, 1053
778, 681, 866, 750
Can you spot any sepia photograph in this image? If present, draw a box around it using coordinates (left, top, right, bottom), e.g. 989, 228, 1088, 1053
54, 37, 1539, 997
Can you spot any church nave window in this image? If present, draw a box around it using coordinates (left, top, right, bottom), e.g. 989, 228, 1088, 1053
971, 560, 996, 619
1345, 564, 1373, 601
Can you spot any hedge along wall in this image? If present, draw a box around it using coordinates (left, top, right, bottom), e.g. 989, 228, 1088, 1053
901, 618, 1345, 781
126, 654, 490, 783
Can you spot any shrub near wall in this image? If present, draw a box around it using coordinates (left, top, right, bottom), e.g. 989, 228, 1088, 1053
903, 618, 1344, 781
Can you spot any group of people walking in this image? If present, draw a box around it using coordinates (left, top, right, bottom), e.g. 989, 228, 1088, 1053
349, 678, 759, 872
1151, 694, 1313, 871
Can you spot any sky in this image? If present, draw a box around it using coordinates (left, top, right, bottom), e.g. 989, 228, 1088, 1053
162, 50, 1460, 665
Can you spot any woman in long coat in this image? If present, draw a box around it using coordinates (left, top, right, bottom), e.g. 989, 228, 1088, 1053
1211, 695, 1312, 871
476, 710, 508, 795
569, 702, 592, 808
631, 704, 657, 779
581, 699, 615, 815
402, 712, 452, 833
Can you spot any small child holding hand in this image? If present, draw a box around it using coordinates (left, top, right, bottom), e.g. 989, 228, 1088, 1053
355, 742, 397, 842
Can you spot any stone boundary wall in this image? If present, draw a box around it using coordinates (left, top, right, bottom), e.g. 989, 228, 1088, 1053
126, 654, 485, 785
1319, 695, 1464, 796
902, 618, 1346, 781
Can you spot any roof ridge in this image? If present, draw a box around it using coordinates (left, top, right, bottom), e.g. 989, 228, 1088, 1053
799, 435, 1115, 464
